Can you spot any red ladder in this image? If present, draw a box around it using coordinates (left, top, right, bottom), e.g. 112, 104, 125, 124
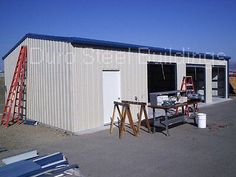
1, 46, 27, 127
180, 76, 198, 116
181, 76, 195, 93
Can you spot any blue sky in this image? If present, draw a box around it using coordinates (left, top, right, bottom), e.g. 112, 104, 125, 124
0, 0, 236, 70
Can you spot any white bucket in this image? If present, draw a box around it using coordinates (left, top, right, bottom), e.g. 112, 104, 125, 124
197, 113, 206, 128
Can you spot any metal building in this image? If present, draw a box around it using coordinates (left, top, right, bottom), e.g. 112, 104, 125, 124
2, 33, 230, 132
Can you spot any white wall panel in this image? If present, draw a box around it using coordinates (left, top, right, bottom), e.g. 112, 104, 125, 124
4, 38, 73, 131
4, 37, 228, 132
72, 48, 228, 131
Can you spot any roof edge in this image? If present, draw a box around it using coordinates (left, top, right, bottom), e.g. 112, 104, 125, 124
2, 33, 231, 61
2, 34, 27, 60
2, 33, 73, 60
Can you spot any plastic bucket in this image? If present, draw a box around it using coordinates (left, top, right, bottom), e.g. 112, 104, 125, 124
197, 113, 206, 128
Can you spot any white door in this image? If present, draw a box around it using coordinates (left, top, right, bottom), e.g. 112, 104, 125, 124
102, 71, 121, 124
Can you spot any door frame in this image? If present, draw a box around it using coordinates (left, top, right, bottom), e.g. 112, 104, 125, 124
186, 64, 206, 102
212, 65, 226, 98
147, 62, 177, 102
102, 70, 121, 125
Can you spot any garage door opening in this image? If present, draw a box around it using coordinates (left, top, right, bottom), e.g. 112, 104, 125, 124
212, 66, 226, 98
186, 64, 206, 102
147, 62, 177, 101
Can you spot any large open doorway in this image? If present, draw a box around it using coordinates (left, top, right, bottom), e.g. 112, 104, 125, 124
147, 62, 177, 101
186, 64, 206, 102
212, 66, 226, 98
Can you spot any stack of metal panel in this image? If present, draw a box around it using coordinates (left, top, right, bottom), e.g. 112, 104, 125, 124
0, 151, 83, 177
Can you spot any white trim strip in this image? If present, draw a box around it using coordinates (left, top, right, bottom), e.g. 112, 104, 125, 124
33, 152, 60, 162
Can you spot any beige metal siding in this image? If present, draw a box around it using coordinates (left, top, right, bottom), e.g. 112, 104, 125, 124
72, 47, 228, 132
4, 37, 228, 132
4, 40, 28, 95
4, 38, 74, 132
71, 48, 150, 131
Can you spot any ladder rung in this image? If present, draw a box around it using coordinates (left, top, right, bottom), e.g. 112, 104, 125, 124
4, 105, 12, 108
15, 99, 26, 102
13, 113, 23, 116
15, 106, 26, 109
14, 105, 23, 108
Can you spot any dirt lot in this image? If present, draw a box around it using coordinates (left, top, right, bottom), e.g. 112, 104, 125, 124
0, 99, 236, 177
0, 76, 72, 160
0, 123, 72, 151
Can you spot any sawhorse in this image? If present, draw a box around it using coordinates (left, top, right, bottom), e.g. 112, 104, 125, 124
121, 100, 151, 134
110, 101, 137, 138
110, 100, 151, 138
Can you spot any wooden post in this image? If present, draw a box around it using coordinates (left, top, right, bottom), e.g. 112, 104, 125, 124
136, 106, 143, 134
126, 106, 137, 136
143, 105, 152, 133
110, 102, 124, 134
110, 104, 116, 134
119, 107, 127, 138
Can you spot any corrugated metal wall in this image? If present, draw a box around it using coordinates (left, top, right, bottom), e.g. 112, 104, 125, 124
4, 38, 74, 132
4, 37, 228, 132
71, 48, 149, 131
4, 40, 28, 94
72, 47, 228, 132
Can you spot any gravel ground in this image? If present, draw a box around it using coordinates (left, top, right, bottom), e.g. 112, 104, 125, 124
0, 98, 236, 177
0, 124, 73, 168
